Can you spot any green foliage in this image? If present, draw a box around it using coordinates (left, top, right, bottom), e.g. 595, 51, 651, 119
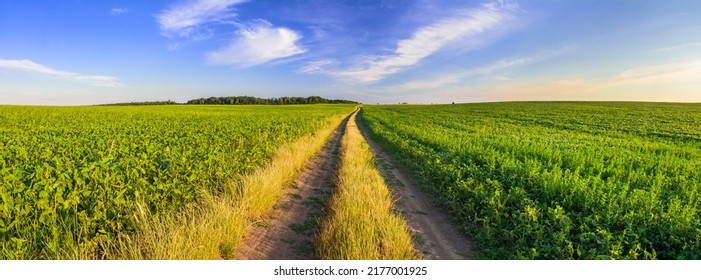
186, 95, 358, 105
0, 104, 354, 259
96, 100, 178, 106
361, 102, 701, 259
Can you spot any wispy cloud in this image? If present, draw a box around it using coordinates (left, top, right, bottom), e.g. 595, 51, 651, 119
398, 56, 534, 90
110, 8, 128, 16
304, 2, 517, 83
649, 41, 701, 52
435, 59, 701, 103
157, 0, 304, 67
602, 59, 701, 88
298, 60, 335, 74
206, 20, 305, 67
388, 46, 572, 91
0, 59, 122, 87
157, 0, 247, 38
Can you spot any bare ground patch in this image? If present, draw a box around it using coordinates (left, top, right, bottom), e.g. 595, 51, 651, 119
234, 115, 348, 260
356, 113, 474, 260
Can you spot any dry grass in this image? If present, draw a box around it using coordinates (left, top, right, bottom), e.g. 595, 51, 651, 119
105, 112, 350, 259
317, 111, 418, 260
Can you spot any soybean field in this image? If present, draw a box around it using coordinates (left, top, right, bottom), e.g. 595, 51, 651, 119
361, 102, 701, 259
0, 104, 354, 259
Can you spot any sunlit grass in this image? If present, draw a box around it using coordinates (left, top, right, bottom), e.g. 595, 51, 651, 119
317, 111, 417, 260
107, 112, 351, 259
0, 104, 355, 259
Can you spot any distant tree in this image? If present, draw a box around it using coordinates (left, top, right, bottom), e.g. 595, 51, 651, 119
185, 96, 358, 105
98, 100, 178, 106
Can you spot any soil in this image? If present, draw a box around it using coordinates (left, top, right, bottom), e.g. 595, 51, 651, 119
355, 115, 475, 260
235, 109, 474, 259
233, 115, 348, 260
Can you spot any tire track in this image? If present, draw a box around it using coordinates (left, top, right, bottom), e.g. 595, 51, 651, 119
234, 113, 350, 259
356, 109, 474, 260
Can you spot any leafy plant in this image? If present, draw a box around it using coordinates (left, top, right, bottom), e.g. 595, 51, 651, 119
361, 102, 701, 259
0, 104, 355, 259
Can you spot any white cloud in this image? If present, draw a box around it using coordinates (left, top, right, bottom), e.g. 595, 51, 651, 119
430, 59, 701, 103
613, 60, 701, 84
206, 21, 306, 67
306, 2, 516, 83
649, 41, 701, 52
388, 46, 571, 92
157, 0, 247, 38
111, 8, 128, 16
157, 0, 304, 67
0, 59, 123, 87
298, 60, 335, 74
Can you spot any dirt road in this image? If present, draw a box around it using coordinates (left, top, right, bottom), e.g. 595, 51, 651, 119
235, 109, 473, 259
234, 115, 348, 259
355, 112, 474, 260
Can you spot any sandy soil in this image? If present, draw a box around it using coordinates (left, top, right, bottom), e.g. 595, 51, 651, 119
235, 109, 473, 259
356, 114, 475, 260
233, 115, 348, 260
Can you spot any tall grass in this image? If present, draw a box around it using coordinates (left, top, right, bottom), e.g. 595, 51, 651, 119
106, 112, 351, 259
0, 105, 355, 259
317, 111, 417, 260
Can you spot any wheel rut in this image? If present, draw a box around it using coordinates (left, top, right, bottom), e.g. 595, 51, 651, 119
234, 113, 350, 260
355, 110, 475, 260
235, 108, 473, 260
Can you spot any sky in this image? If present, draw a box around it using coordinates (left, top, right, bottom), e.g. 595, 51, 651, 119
1, 0, 701, 105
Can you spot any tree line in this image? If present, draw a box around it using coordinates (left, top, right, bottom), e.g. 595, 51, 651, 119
97, 96, 358, 106
186, 96, 358, 105
97, 100, 178, 106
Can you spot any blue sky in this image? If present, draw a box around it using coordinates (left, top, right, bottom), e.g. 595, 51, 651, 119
1, 0, 700, 105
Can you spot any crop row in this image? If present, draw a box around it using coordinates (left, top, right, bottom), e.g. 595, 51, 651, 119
361, 102, 701, 259
0, 104, 355, 259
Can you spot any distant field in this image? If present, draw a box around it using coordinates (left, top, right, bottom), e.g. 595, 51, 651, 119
361, 102, 701, 259
0, 104, 354, 259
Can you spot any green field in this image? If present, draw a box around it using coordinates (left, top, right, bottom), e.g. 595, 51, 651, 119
0, 104, 354, 259
361, 102, 701, 259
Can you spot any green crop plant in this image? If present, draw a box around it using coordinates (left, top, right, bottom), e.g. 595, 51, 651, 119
0, 104, 355, 259
360, 102, 701, 259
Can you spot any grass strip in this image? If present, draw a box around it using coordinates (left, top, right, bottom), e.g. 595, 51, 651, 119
106, 111, 352, 259
316, 110, 418, 260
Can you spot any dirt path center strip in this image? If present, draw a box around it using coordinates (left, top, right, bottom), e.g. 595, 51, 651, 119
356, 110, 475, 260
234, 114, 349, 260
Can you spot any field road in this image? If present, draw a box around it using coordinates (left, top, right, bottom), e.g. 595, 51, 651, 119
234, 111, 350, 259
235, 108, 473, 259
356, 110, 474, 260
